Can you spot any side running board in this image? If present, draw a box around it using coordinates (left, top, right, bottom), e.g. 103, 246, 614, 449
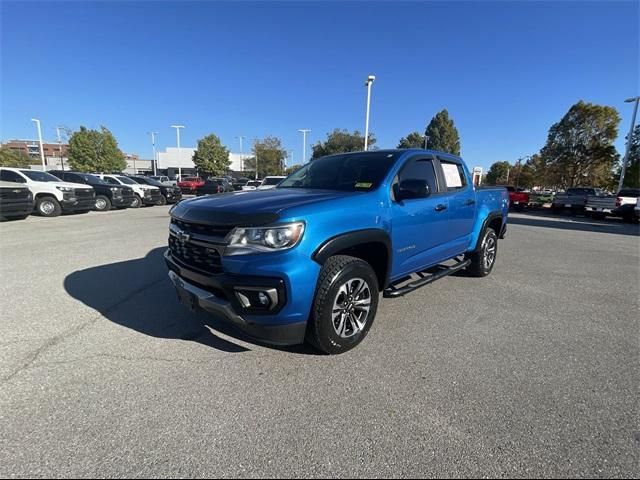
383, 258, 471, 298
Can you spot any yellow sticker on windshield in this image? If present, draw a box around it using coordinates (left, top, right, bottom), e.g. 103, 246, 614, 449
355, 182, 373, 188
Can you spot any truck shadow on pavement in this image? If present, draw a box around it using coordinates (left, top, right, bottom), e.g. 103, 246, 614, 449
63, 247, 319, 355
509, 211, 640, 236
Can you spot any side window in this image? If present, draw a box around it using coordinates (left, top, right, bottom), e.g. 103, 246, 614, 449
440, 160, 467, 191
104, 176, 119, 185
67, 173, 83, 183
0, 170, 26, 183
397, 157, 438, 194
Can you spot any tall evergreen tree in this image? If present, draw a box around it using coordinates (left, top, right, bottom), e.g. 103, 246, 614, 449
425, 109, 461, 155
311, 129, 375, 159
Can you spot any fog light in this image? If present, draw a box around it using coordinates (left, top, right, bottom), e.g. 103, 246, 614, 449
258, 292, 269, 306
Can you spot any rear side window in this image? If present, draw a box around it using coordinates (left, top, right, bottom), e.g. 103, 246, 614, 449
0, 170, 26, 183
440, 160, 467, 190
397, 157, 438, 193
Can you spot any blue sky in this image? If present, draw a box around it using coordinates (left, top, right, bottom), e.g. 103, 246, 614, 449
1, 1, 637, 170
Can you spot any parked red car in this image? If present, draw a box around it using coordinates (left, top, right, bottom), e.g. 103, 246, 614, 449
177, 176, 205, 194
506, 186, 529, 211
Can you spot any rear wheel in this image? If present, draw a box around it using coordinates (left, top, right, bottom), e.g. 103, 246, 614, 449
36, 196, 61, 217
466, 227, 498, 277
307, 255, 379, 354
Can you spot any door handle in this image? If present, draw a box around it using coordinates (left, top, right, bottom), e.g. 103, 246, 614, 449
435, 204, 447, 212
464, 199, 476, 206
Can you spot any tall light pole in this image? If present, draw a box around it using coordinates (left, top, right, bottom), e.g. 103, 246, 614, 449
148, 131, 158, 175
363, 75, 375, 151
56, 126, 65, 170
171, 125, 184, 181
253, 138, 259, 180
618, 96, 640, 191
31, 118, 45, 170
298, 129, 310, 164
424, 134, 430, 149
237, 135, 245, 172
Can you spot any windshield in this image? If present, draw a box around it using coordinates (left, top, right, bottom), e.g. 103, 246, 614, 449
116, 176, 137, 185
138, 177, 163, 187
20, 170, 62, 182
278, 151, 401, 191
78, 173, 108, 186
183, 177, 200, 182
263, 177, 284, 186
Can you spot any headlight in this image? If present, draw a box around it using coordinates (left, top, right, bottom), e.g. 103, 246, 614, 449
110, 187, 120, 192
225, 222, 305, 255
56, 186, 72, 192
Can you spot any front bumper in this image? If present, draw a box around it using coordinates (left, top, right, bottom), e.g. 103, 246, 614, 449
112, 194, 136, 207
165, 251, 307, 345
60, 197, 96, 212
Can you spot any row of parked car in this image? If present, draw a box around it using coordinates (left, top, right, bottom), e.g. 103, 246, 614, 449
0, 167, 183, 221
505, 185, 640, 222
176, 175, 286, 195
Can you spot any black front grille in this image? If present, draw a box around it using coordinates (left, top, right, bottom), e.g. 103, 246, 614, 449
0, 188, 30, 200
168, 235, 223, 273
171, 218, 234, 239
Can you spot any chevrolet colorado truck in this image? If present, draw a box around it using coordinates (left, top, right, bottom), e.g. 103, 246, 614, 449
166, 149, 508, 354
0, 167, 95, 217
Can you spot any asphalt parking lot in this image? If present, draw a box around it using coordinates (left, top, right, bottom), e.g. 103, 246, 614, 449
0, 208, 638, 478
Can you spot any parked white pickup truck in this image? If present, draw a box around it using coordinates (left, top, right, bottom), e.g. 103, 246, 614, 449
0, 167, 95, 217
98, 174, 162, 208
585, 188, 640, 221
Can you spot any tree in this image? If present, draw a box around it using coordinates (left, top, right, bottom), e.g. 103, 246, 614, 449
311, 129, 375, 159
620, 124, 639, 188
243, 136, 286, 178
397, 131, 425, 149
67, 126, 126, 172
425, 109, 461, 155
485, 161, 511, 185
285, 164, 303, 175
539, 101, 620, 188
0, 148, 31, 167
192, 134, 230, 176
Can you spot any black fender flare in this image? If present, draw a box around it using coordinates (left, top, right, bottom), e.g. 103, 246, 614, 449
473, 211, 505, 251
312, 229, 393, 288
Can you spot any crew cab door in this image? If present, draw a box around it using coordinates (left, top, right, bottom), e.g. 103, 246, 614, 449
389, 155, 453, 278
436, 156, 476, 245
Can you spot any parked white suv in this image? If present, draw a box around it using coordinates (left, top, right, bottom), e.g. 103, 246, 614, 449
257, 176, 286, 190
0, 167, 95, 217
98, 174, 162, 208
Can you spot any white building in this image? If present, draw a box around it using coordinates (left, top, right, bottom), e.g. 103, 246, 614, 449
157, 148, 246, 175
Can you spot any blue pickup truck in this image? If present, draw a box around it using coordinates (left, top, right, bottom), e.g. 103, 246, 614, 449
165, 149, 508, 354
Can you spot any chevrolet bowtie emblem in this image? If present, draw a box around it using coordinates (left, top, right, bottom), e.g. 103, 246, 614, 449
176, 230, 191, 243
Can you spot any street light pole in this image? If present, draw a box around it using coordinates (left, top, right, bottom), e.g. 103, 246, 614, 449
618, 96, 640, 191
56, 126, 65, 170
171, 125, 184, 181
31, 118, 45, 170
254, 138, 259, 180
298, 129, 310, 164
148, 131, 158, 175
364, 75, 375, 151
424, 135, 430, 149
237, 136, 245, 172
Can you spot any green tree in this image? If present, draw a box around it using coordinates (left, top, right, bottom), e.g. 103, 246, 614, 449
485, 161, 511, 185
192, 134, 230, 176
397, 131, 425, 149
425, 109, 461, 155
284, 164, 303, 175
311, 129, 375, 159
67, 126, 126, 172
539, 101, 620, 188
620, 124, 639, 188
243, 136, 286, 178
0, 148, 31, 167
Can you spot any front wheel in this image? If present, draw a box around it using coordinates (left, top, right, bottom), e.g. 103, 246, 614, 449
306, 255, 379, 354
36, 196, 61, 217
94, 195, 111, 212
131, 195, 142, 208
158, 194, 167, 206
466, 227, 498, 277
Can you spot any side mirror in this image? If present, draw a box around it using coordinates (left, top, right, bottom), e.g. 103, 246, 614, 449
396, 179, 430, 200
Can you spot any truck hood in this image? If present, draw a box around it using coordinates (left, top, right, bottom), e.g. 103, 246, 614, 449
171, 188, 358, 226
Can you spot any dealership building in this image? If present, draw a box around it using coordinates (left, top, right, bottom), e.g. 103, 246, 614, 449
156, 147, 246, 177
